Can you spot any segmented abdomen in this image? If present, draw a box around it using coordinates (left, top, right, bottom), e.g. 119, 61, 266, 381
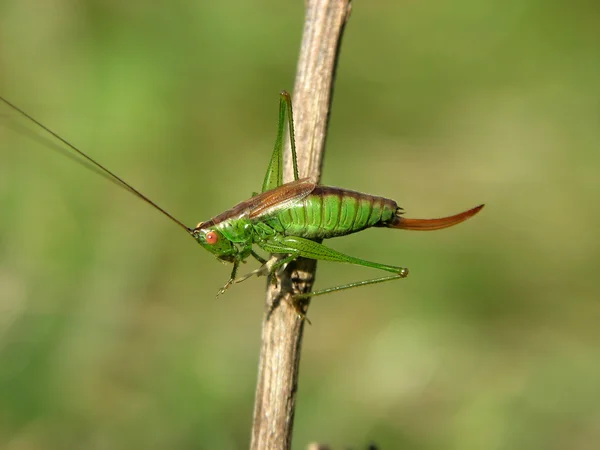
273, 186, 397, 239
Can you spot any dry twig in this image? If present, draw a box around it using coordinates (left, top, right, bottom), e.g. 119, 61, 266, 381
250, 1, 352, 449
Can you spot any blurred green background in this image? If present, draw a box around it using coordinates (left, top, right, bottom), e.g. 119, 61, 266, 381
1, 1, 599, 449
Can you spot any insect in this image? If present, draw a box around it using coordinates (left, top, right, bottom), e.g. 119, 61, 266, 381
1, 91, 483, 301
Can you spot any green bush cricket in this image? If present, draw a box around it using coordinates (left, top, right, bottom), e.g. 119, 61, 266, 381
1, 91, 483, 303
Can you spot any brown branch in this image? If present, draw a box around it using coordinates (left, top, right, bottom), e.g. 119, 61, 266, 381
250, 1, 352, 449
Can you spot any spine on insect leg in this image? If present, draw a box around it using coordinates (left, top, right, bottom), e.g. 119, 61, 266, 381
276, 186, 399, 239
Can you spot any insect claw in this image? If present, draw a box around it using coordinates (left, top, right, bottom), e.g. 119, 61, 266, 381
275, 263, 290, 277
298, 313, 312, 325
257, 264, 271, 277
216, 279, 234, 298
292, 304, 312, 325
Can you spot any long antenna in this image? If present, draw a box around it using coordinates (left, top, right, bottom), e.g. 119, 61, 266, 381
1, 96, 193, 235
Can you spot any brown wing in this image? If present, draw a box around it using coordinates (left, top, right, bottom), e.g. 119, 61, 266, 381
248, 178, 316, 219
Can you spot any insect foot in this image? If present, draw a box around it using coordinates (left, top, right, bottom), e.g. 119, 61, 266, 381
294, 308, 312, 325
216, 279, 234, 298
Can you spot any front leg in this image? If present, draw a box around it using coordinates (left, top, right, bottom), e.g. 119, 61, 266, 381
216, 260, 239, 298
216, 250, 291, 297
231, 253, 294, 285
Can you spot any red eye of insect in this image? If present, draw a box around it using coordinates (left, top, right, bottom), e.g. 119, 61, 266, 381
205, 231, 218, 245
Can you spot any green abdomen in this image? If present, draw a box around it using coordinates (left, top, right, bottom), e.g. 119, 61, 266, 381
272, 186, 397, 239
